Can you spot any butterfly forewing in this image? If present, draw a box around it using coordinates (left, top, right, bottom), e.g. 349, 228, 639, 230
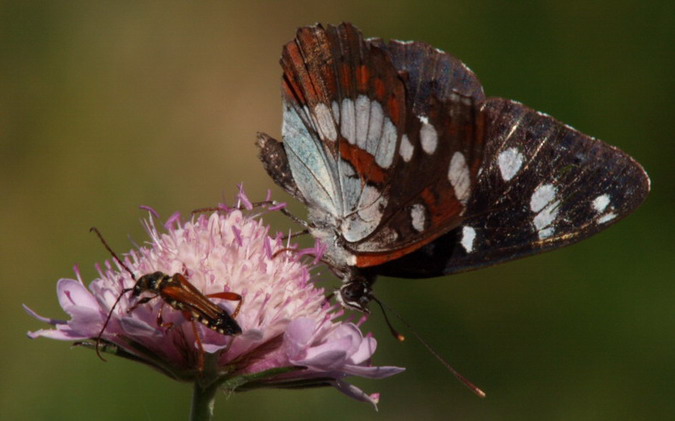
373, 98, 650, 278
270, 23, 493, 268
259, 22, 649, 287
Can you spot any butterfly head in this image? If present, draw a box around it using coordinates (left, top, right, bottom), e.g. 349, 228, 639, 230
333, 268, 377, 313
336, 281, 372, 313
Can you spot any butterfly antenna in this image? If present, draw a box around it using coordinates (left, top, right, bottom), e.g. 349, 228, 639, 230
372, 296, 486, 398
89, 227, 136, 361
371, 296, 406, 342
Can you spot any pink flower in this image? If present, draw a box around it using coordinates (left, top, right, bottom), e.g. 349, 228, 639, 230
25, 190, 403, 409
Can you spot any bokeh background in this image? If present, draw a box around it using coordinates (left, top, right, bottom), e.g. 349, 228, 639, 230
2, 1, 673, 420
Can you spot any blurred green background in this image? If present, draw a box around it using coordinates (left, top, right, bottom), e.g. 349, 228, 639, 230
2, 1, 673, 420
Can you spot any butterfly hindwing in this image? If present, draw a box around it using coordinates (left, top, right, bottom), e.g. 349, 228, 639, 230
373, 38, 486, 106
373, 97, 650, 278
351, 93, 485, 266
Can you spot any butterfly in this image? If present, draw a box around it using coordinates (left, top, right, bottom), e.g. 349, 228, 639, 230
257, 23, 650, 312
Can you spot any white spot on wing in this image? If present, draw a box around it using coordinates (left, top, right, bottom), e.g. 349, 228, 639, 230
497, 147, 524, 181
419, 115, 438, 154
400, 134, 414, 162
375, 118, 397, 168
538, 227, 555, 239
533, 200, 561, 239
366, 100, 384, 155
593, 194, 617, 224
340, 98, 356, 144
530, 184, 557, 213
461, 226, 476, 253
597, 212, 617, 224
529, 183, 560, 239
448, 152, 471, 205
314, 103, 337, 141
592, 194, 610, 214
410, 203, 426, 232
355, 95, 370, 148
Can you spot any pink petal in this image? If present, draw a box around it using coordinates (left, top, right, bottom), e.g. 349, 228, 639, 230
293, 349, 348, 370
349, 336, 378, 364
342, 364, 406, 379
285, 318, 318, 354
164, 211, 182, 229
57, 279, 100, 316
237, 184, 253, 210
332, 379, 380, 410
119, 316, 159, 337
27, 326, 89, 340
139, 205, 160, 219
23, 304, 65, 326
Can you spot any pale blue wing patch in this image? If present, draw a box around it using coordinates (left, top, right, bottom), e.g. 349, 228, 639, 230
282, 102, 340, 216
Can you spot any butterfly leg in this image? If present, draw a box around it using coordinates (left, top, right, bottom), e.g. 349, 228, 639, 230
280, 229, 309, 241
190, 206, 231, 216
277, 206, 309, 228
191, 200, 280, 214
323, 290, 335, 307
271, 246, 299, 259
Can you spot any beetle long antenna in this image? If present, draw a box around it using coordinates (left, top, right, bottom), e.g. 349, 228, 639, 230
93, 286, 133, 361
372, 297, 486, 398
90, 227, 137, 280
89, 227, 137, 361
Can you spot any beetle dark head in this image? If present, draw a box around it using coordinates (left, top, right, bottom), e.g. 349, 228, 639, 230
212, 316, 243, 336
133, 271, 166, 296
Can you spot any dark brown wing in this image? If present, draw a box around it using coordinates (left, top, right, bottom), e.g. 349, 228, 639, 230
372, 98, 651, 277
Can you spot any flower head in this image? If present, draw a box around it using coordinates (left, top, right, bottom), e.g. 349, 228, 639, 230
25, 189, 403, 408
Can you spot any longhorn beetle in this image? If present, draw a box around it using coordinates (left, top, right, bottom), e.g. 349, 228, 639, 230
90, 227, 242, 370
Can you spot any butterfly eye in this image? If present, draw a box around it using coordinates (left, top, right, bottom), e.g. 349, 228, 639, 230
338, 281, 372, 313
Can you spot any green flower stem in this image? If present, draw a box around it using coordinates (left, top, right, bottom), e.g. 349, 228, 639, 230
189, 366, 302, 420
190, 381, 219, 421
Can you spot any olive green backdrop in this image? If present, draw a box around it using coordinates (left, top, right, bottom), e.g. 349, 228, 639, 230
2, 1, 673, 420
